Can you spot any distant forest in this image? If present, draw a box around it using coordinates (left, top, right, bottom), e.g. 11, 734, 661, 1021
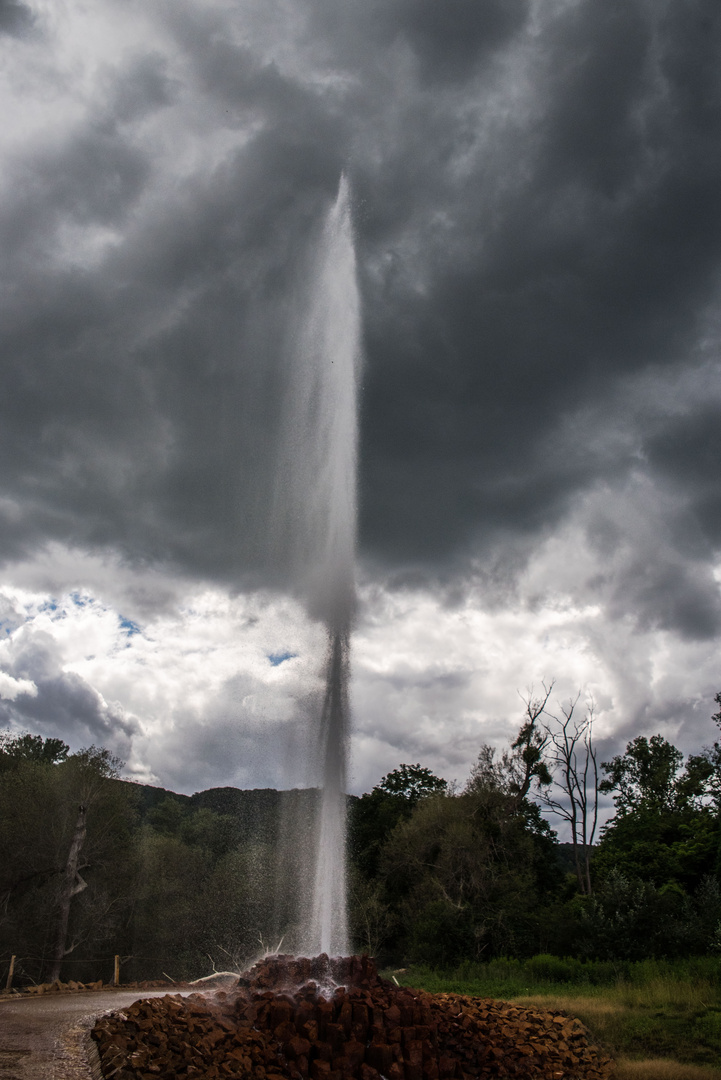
1, 691, 720, 986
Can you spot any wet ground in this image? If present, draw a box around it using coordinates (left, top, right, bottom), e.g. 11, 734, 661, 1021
0, 989, 191, 1080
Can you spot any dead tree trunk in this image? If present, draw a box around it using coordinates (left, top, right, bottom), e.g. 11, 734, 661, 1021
541, 699, 599, 895
49, 804, 88, 982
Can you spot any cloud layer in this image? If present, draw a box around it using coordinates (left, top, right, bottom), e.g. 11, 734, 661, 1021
0, 0, 720, 799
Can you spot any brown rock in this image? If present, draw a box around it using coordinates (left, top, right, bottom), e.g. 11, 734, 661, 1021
285, 1037, 312, 1060
91, 955, 614, 1080
366, 1044, 392, 1074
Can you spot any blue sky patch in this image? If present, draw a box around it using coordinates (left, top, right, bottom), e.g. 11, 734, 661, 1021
268, 651, 297, 667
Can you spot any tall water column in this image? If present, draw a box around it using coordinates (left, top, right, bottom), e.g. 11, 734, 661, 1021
275, 176, 360, 956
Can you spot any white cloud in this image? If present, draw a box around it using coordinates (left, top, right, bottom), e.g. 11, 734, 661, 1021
349, 489, 721, 794
0, 670, 37, 701
0, 571, 327, 790
1, 513, 719, 803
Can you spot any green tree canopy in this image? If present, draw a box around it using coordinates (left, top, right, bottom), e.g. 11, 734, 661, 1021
596, 732, 719, 893
380, 783, 558, 964
377, 763, 448, 802
349, 764, 447, 880
600, 735, 684, 815
0, 730, 69, 770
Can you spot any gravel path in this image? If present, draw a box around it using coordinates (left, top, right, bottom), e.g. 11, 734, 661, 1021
0, 990, 190, 1080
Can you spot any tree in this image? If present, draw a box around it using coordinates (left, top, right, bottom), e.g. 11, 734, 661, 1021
0, 737, 136, 984
380, 782, 557, 963
348, 765, 447, 880
577, 869, 692, 960
129, 827, 214, 980
600, 734, 684, 815
0, 731, 69, 770
713, 691, 721, 729
377, 764, 448, 802
348, 868, 395, 958
595, 734, 718, 893
466, 686, 553, 808
509, 687, 554, 805
539, 696, 599, 895
367, 704, 563, 964
47, 747, 125, 982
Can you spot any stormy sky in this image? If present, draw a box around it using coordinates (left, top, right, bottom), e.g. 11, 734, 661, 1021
1, 0, 720, 808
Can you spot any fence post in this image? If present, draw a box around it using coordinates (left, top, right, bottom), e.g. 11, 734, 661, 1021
114, 955, 120, 987
5, 955, 15, 991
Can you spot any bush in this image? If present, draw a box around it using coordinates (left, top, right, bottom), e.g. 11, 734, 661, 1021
525, 954, 580, 982
407, 900, 476, 968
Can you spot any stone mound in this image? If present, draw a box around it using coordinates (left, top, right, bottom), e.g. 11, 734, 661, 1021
91, 954, 613, 1080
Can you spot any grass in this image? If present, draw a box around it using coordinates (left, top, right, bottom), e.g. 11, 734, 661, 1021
383, 956, 721, 1077
612, 1063, 721, 1080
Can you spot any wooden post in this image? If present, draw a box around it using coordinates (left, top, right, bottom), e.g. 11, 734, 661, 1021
114, 955, 120, 987
5, 955, 15, 991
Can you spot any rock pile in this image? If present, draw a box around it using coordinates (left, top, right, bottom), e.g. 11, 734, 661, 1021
91, 955, 613, 1080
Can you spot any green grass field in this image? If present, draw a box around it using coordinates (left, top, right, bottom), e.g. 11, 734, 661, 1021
385, 956, 721, 1079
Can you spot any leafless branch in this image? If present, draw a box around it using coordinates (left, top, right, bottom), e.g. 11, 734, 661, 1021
539, 695, 599, 894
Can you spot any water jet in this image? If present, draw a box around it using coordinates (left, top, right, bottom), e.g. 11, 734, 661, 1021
274, 175, 360, 957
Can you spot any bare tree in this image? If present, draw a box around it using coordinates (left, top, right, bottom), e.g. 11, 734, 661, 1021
49, 804, 88, 983
47, 747, 125, 982
540, 696, 599, 895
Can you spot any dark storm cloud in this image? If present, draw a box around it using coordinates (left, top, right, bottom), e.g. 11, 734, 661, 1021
353, 0, 721, 638
611, 557, 721, 642
0, 5, 352, 590
0, 0, 33, 36
1, 0, 720, 646
374, 0, 530, 84
645, 406, 721, 550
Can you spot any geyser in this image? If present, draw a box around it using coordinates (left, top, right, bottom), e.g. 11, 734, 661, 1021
275, 176, 361, 956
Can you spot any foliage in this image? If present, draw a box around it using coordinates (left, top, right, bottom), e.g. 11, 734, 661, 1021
600, 735, 685, 815
466, 687, 553, 808
595, 732, 720, 894
348, 765, 447, 880
576, 871, 682, 960
348, 868, 395, 958
593, 802, 718, 892
0, 732, 136, 984
0, 731, 69, 768
377, 763, 448, 802
4, 692, 721, 986
378, 780, 559, 964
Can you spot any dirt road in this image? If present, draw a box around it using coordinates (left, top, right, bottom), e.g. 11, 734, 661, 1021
0, 989, 189, 1080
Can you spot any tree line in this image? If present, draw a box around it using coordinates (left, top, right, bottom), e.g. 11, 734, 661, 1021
1, 691, 720, 986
